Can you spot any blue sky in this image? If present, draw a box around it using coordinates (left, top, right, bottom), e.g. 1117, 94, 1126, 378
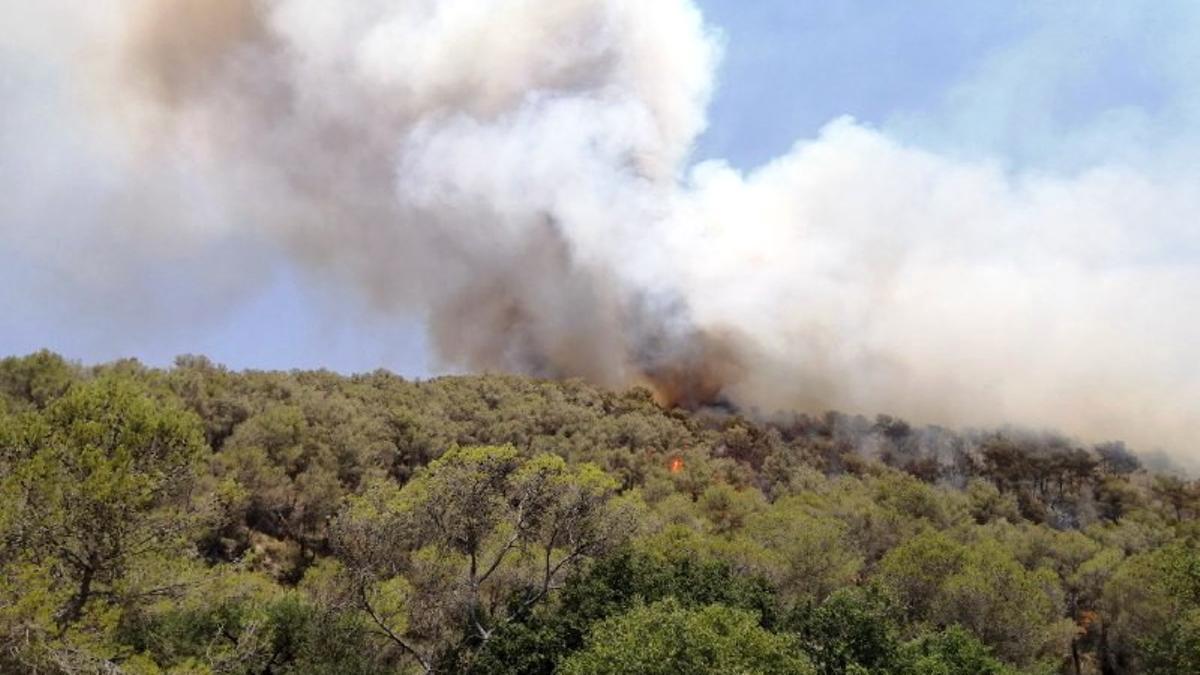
2, 0, 1197, 375
693, 1, 1024, 167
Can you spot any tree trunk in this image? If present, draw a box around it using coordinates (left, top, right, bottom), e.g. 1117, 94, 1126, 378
1098, 625, 1118, 675
59, 564, 95, 630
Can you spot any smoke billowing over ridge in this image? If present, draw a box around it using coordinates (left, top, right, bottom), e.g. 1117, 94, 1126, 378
4, 1, 1200, 456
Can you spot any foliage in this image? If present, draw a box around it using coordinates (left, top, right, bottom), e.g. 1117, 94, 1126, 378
786, 587, 903, 674
1, 351, 1197, 673
468, 540, 781, 673
1, 375, 207, 670
330, 445, 635, 672
899, 625, 1016, 675
558, 598, 813, 675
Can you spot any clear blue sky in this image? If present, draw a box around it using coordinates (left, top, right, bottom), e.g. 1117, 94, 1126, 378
2, 0, 1196, 374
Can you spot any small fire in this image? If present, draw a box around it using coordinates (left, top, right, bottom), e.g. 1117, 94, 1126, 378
669, 457, 685, 474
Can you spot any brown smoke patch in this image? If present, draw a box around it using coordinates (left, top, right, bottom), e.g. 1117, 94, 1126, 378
426, 216, 632, 389
123, 0, 268, 108
635, 328, 746, 410
423, 215, 745, 409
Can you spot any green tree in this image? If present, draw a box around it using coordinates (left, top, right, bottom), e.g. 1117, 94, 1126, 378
0, 350, 77, 411
743, 499, 862, 605
1149, 475, 1199, 523
559, 598, 813, 675
931, 540, 1074, 668
698, 482, 766, 535
877, 530, 966, 623
786, 587, 902, 675
1140, 608, 1200, 675
899, 625, 1016, 675
878, 532, 1073, 668
469, 538, 783, 675
121, 569, 379, 674
331, 446, 635, 672
1103, 543, 1200, 673
0, 377, 207, 669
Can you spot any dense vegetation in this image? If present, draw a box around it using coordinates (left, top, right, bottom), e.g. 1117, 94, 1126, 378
1, 351, 1198, 674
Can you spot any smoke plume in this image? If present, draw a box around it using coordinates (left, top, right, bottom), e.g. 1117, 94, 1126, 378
3, 0, 1199, 456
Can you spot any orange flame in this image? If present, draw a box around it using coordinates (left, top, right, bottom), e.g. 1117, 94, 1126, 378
669, 457, 685, 474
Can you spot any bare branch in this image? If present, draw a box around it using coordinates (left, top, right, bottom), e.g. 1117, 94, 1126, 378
358, 584, 432, 674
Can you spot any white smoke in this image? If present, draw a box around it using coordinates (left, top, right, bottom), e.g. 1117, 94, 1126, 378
2, 0, 1198, 455
670, 121, 1200, 450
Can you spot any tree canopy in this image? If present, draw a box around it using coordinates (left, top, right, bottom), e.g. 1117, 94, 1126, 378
1, 351, 1197, 673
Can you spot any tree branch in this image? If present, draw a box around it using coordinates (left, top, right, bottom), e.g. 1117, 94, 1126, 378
358, 584, 432, 674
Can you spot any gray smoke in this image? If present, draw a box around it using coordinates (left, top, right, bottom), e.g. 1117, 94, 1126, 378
3, 0, 1199, 457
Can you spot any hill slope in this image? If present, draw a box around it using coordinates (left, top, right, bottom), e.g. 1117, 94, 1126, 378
1, 351, 1197, 674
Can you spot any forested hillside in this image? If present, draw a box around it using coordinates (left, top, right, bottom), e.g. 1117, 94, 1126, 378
2, 351, 1198, 674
